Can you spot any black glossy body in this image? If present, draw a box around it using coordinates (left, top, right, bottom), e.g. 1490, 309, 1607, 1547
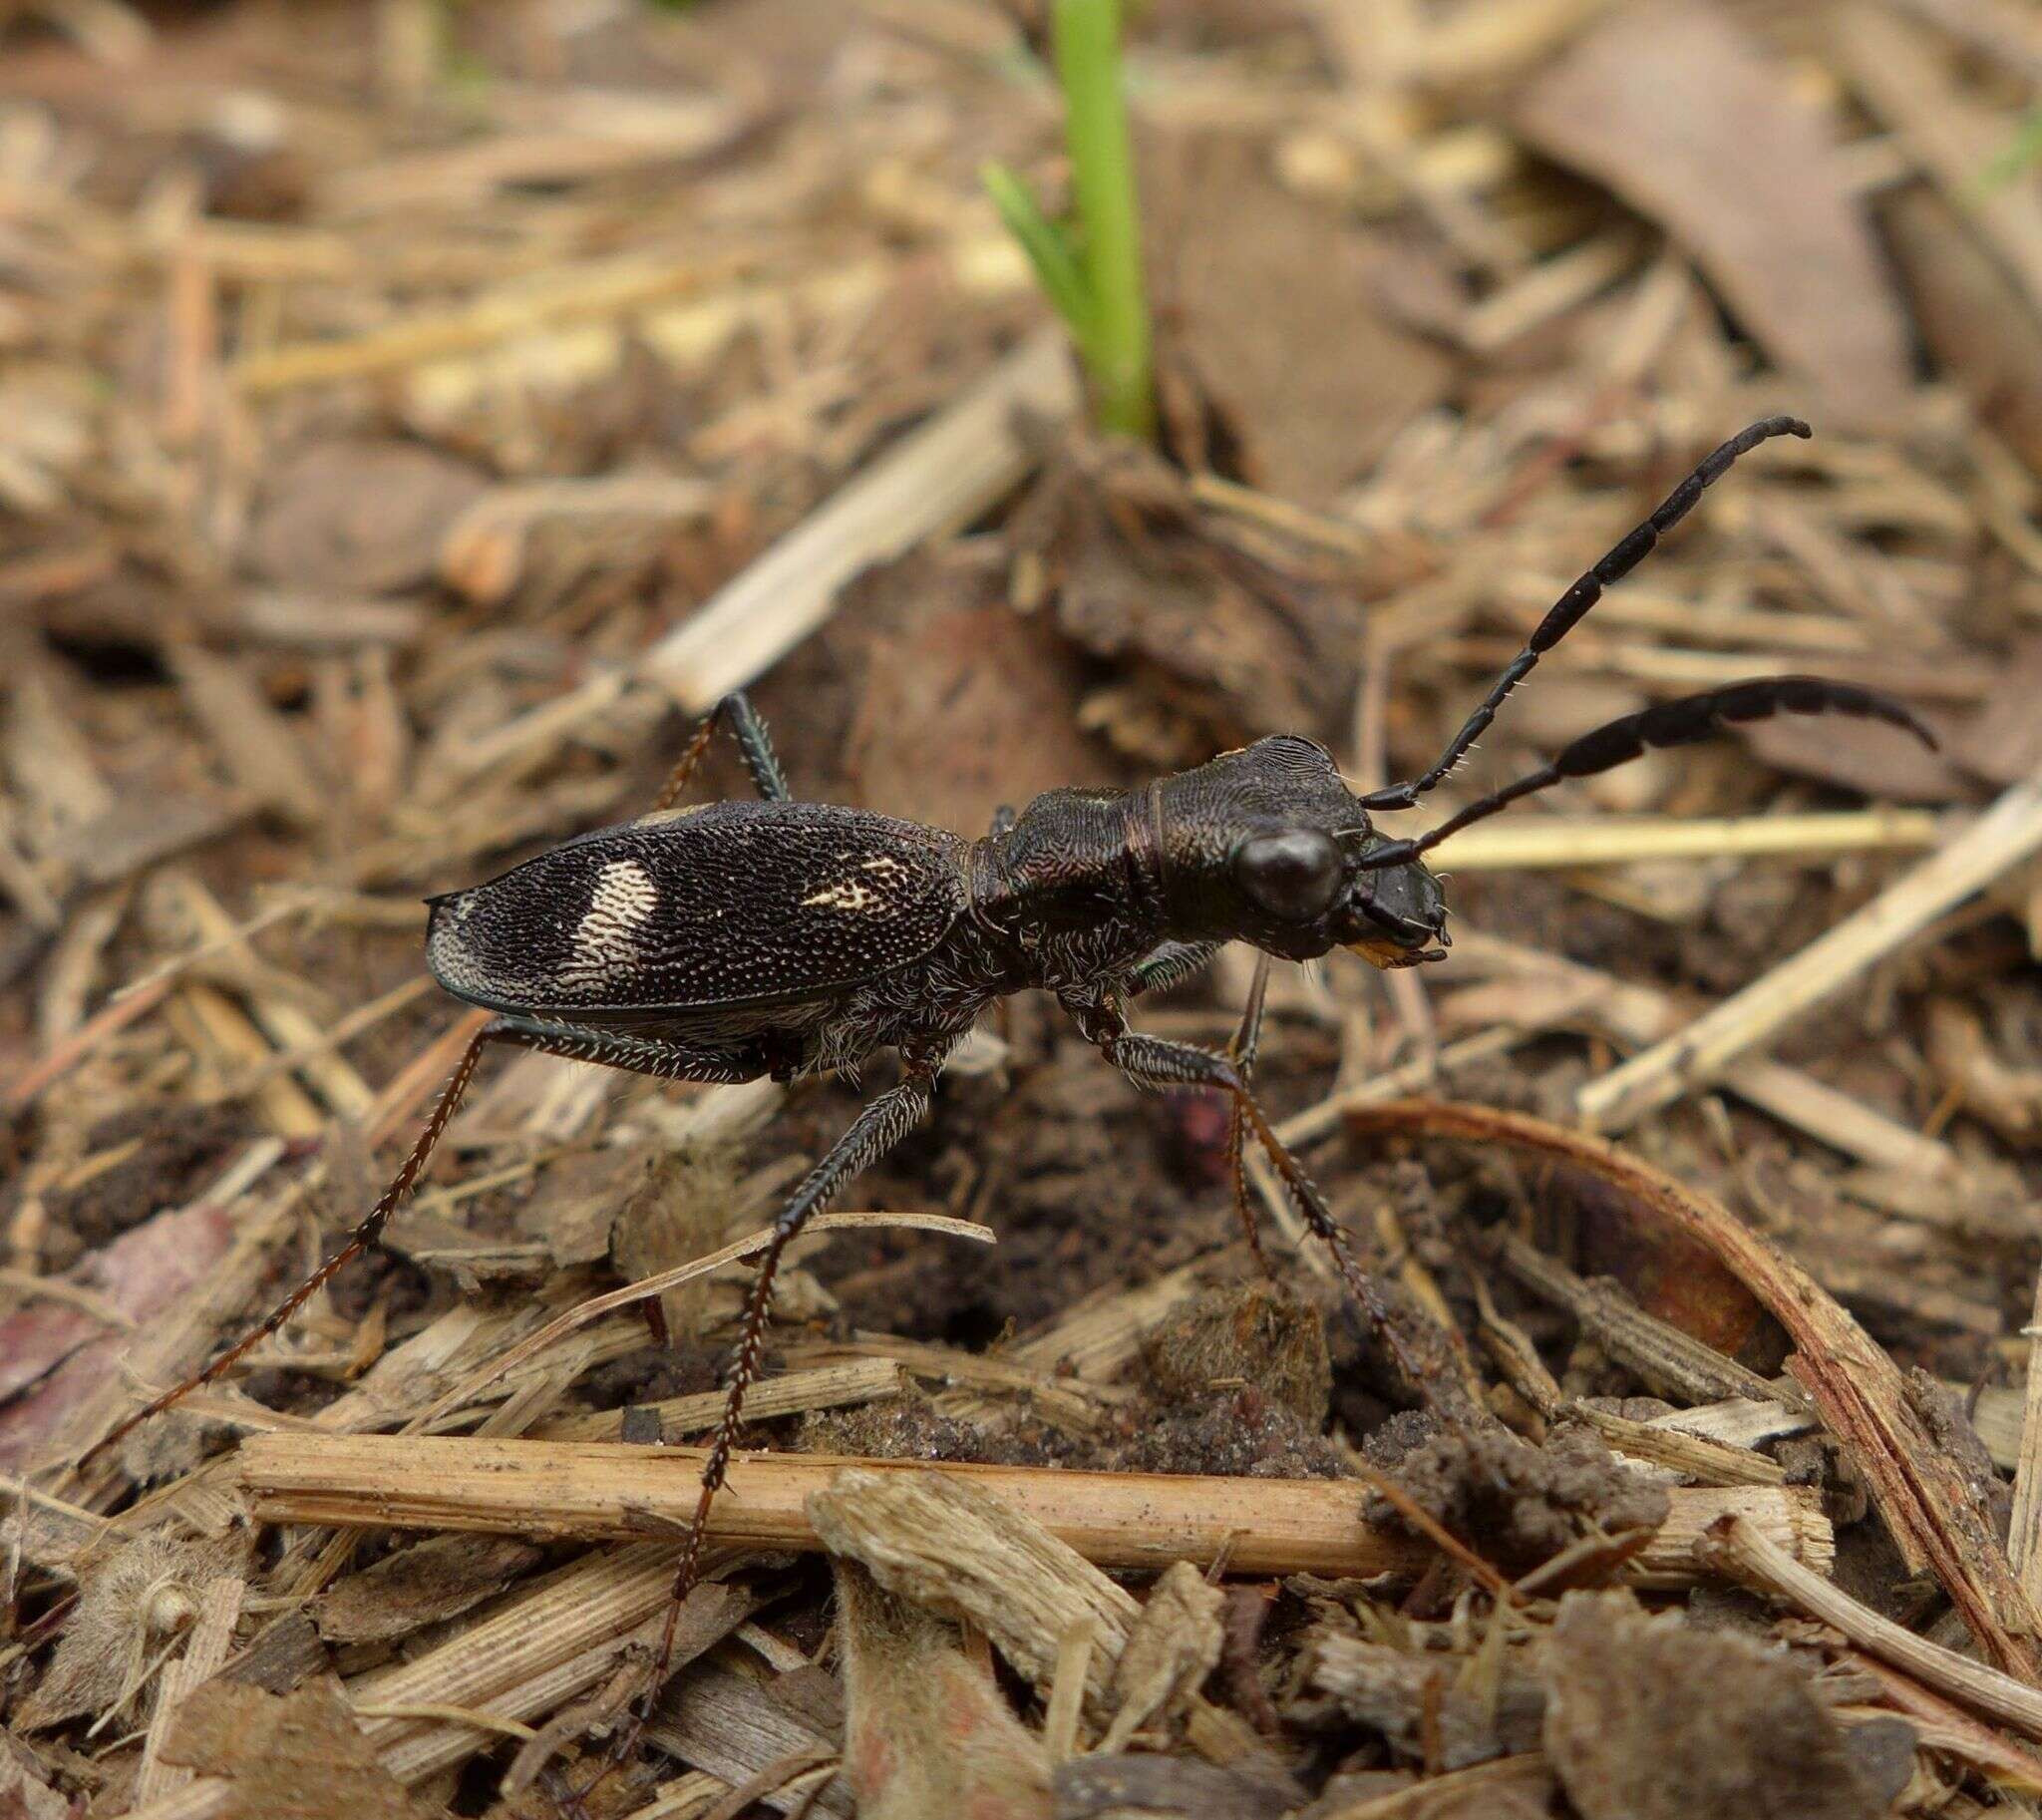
425, 732, 1447, 1084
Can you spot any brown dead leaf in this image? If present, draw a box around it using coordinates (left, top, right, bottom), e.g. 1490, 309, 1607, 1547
1540, 1591, 1879, 1820
316, 1536, 542, 1645
1009, 439, 1358, 751
0, 1199, 236, 1474
162, 1681, 434, 1820
0, 1740, 69, 1820
842, 555, 1103, 837
248, 441, 489, 594
1149, 134, 1457, 510
1884, 188, 2042, 479
1951, 636, 2042, 788
1513, 0, 1912, 428
1739, 708, 1969, 805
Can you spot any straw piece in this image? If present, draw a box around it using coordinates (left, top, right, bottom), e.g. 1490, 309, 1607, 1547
1702, 1513, 2042, 1742
534, 1359, 907, 1444
1448, 929, 1966, 1180
1579, 762, 2042, 1133
2007, 1266, 2042, 1615
441, 328, 1076, 784
235, 1431, 1831, 1590
134, 1574, 244, 1808
1432, 808, 1939, 872
403, 1211, 991, 1435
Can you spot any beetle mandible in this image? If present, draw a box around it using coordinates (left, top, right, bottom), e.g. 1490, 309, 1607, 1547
94, 416, 1934, 1711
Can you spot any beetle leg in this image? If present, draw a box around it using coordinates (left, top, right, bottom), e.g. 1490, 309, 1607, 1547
1222, 952, 1275, 1283
1125, 939, 1221, 998
1062, 996, 1445, 1415
653, 690, 792, 811
88, 1019, 772, 1466
622, 1053, 941, 1757
484, 1015, 781, 1082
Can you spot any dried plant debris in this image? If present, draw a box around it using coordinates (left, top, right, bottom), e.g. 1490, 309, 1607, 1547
1138, 1284, 1333, 1427
162, 1681, 436, 1820
1097, 1560, 1223, 1752
7, 0, 2042, 1810
0, 1743, 68, 1820
1537, 1591, 1884, 1820
1369, 1425, 1672, 1578
808, 1467, 1137, 1723
835, 1559, 1052, 1820
1054, 1753, 1302, 1820
1512, 0, 1912, 426
1295, 1627, 1546, 1771
314, 1536, 543, 1646
16, 1531, 249, 1732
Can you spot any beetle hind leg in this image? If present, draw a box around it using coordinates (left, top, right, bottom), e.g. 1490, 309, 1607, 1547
653, 690, 792, 811
86, 1018, 773, 1469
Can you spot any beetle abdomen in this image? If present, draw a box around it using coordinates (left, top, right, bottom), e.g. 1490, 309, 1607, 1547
426, 800, 969, 1017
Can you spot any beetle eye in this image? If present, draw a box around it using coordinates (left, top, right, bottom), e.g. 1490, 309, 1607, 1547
1232, 831, 1342, 921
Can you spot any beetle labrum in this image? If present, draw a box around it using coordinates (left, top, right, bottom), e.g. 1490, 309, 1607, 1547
92, 417, 1934, 1735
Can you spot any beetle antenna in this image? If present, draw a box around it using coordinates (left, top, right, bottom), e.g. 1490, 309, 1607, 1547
1360, 417, 1811, 813
1354, 676, 1936, 871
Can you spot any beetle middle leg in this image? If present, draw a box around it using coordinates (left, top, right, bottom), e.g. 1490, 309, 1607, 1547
1062, 995, 1439, 1410
653, 690, 791, 811
643, 1047, 943, 1734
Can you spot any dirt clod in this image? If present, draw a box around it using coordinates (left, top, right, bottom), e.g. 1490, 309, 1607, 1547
1139, 1283, 1333, 1426
1369, 1424, 1670, 1575
1538, 1591, 1883, 1820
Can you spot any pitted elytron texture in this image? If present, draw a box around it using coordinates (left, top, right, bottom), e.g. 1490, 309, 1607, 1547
426, 799, 972, 1016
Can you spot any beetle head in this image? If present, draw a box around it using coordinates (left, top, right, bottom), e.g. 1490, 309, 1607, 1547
1154, 735, 1447, 968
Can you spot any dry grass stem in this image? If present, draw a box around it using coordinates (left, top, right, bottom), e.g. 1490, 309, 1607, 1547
1581, 764, 2042, 1132
1433, 807, 1939, 871
1703, 1514, 2042, 1743
235, 1432, 1832, 1589
404, 1211, 991, 1435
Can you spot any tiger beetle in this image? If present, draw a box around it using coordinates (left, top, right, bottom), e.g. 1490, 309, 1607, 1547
93, 416, 1934, 1747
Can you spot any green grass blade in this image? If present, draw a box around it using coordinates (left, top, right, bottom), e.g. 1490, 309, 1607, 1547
981, 160, 1097, 346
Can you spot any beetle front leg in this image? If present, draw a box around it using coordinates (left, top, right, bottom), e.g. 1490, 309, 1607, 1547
653, 690, 792, 811
1063, 995, 1441, 1414
1221, 952, 1275, 1283
1125, 940, 1221, 997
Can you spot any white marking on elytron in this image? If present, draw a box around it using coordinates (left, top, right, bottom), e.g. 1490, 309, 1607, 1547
861, 855, 904, 879
562, 858, 657, 984
803, 881, 880, 911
